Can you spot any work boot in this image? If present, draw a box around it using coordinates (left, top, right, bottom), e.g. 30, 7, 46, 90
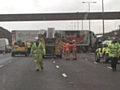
36, 67, 39, 71
41, 66, 43, 70
36, 69, 39, 71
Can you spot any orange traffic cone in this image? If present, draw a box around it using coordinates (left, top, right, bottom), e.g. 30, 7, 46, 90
3, 51, 6, 55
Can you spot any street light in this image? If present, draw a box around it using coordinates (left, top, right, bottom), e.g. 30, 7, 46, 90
82, 1, 97, 31
102, 0, 105, 41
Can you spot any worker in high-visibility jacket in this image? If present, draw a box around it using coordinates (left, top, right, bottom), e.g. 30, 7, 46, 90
64, 41, 70, 60
71, 40, 77, 60
108, 37, 120, 71
30, 37, 46, 71
26, 41, 31, 56
95, 44, 105, 62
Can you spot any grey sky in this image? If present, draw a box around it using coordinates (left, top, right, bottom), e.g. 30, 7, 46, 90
0, 0, 119, 34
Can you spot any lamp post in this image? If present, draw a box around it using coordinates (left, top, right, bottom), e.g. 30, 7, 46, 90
82, 1, 96, 31
102, 0, 105, 41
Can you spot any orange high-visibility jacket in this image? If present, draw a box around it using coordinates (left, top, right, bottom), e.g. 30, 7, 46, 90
71, 43, 77, 50
64, 43, 70, 51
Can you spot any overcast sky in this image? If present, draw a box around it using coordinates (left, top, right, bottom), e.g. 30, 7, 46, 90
0, 0, 120, 34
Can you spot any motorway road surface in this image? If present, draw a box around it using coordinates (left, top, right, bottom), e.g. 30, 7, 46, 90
0, 53, 120, 90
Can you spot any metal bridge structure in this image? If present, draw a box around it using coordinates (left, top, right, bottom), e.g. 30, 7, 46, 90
0, 12, 119, 21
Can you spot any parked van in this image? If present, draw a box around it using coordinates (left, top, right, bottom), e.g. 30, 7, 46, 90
0, 38, 11, 53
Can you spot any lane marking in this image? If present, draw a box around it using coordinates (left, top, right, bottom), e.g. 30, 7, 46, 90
62, 73, 67, 77
107, 66, 112, 69
94, 62, 98, 64
53, 61, 55, 63
0, 65, 4, 68
85, 58, 88, 61
56, 65, 60, 68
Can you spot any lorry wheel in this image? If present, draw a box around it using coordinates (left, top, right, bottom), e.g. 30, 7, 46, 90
59, 55, 62, 59
81, 47, 87, 53
11, 53, 14, 57
96, 59, 100, 62
25, 53, 27, 57
56, 55, 62, 59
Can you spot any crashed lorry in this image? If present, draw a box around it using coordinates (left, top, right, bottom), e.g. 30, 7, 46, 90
55, 30, 97, 53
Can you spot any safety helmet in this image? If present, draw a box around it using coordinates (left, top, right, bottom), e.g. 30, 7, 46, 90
35, 37, 38, 40
72, 40, 76, 43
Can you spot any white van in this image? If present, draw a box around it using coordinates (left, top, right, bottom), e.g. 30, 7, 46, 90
0, 38, 11, 53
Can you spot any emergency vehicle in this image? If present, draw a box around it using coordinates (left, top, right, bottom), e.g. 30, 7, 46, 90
11, 40, 27, 57
38, 28, 63, 59
95, 40, 113, 63
54, 30, 97, 53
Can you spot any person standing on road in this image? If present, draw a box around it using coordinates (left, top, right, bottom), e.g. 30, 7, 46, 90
108, 37, 120, 71
64, 41, 70, 60
71, 40, 77, 60
26, 41, 31, 56
30, 37, 46, 71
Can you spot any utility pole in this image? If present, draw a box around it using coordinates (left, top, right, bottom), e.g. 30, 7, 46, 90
82, 1, 96, 31
102, 0, 105, 41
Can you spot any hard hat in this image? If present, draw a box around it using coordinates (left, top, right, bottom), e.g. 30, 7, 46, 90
72, 40, 76, 43
35, 37, 38, 40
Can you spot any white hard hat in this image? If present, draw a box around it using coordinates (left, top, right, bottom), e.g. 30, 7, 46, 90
35, 37, 38, 40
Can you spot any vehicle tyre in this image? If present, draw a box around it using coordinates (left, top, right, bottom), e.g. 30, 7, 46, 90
56, 55, 62, 59
11, 53, 14, 57
59, 55, 62, 59
81, 47, 87, 53
25, 53, 27, 57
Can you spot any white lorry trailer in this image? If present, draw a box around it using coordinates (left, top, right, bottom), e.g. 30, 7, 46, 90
12, 30, 43, 42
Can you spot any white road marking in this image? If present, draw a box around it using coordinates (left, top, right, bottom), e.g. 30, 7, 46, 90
94, 62, 98, 64
56, 65, 60, 68
62, 73, 67, 77
0, 65, 4, 68
107, 66, 112, 69
85, 58, 88, 61
53, 61, 55, 63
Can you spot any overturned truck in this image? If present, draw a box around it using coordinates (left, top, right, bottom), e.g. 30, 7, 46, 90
55, 30, 97, 53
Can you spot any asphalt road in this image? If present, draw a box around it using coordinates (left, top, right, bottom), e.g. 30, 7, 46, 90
0, 53, 120, 90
